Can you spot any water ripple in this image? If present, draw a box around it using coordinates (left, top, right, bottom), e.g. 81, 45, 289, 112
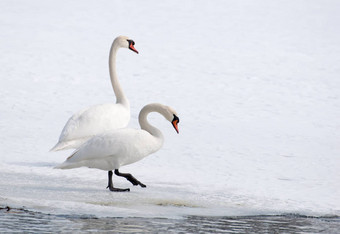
1, 207, 339, 233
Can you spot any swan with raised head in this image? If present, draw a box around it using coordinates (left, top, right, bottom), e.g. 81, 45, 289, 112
55, 103, 180, 192
51, 35, 138, 151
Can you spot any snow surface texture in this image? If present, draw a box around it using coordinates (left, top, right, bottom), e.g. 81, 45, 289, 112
0, 0, 339, 218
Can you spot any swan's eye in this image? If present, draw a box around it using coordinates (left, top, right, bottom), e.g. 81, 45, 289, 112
173, 114, 179, 123
127, 39, 135, 46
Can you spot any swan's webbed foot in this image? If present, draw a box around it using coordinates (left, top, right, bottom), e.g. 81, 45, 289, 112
106, 185, 130, 192
107, 170, 130, 192
114, 169, 146, 188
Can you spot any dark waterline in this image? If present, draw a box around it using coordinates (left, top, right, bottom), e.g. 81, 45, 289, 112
1, 206, 339, 233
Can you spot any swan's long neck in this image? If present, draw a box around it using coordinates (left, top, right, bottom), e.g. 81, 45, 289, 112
109, 42, 129, 107
138, 104, 166, 139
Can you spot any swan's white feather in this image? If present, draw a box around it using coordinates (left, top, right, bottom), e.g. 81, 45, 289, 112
51, 103, 129, 151
55, 128, 162, 171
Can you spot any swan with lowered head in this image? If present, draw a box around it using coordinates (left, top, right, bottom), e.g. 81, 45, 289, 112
50, 35, 138, 151
55, 103, 180, 192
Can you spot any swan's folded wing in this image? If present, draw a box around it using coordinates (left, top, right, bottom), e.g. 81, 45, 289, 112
63, 129, 138, 164
58, 103, 129, 142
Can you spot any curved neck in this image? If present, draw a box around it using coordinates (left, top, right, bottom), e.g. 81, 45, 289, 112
109, 42, 129, 107
138, 104, 166, 139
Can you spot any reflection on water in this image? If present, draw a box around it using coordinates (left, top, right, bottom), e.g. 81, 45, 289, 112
1, 206, 339, 233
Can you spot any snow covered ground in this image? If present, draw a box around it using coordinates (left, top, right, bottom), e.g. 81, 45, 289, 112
0, 0, 339, 218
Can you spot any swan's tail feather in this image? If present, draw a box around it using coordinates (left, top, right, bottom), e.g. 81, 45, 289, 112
54, 162, 78, 169
50, 139, 88, 152
54, 155, 83, 169
50, 142, 70, 152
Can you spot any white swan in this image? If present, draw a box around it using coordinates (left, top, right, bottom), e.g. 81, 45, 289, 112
55, 103, 180, 192
50, 36, 139, 151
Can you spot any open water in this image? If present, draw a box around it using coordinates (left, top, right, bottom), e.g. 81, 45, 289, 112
0, 206, 339, 233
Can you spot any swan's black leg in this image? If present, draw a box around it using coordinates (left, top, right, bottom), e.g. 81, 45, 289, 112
106, 170, 130, 192
114, 169, 146, 188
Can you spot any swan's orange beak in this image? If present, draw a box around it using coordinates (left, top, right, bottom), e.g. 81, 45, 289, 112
127, 40, 138, 54
129, 44, 138, 54
171, 115, 180, 134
